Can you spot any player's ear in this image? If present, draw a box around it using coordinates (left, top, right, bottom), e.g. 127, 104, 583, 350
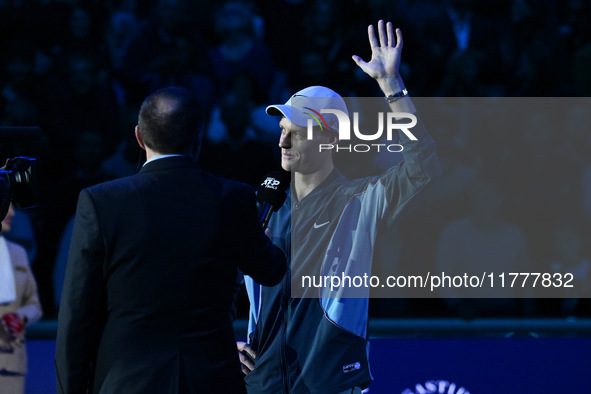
328, 131, 339, 145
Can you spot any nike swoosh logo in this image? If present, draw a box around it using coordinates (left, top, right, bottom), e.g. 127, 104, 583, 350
313, 221, 330, 229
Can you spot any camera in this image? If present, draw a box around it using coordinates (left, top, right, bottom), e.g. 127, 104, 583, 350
0, 157, 38, 223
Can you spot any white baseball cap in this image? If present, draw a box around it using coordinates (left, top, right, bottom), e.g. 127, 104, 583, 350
266, 86, 348, 132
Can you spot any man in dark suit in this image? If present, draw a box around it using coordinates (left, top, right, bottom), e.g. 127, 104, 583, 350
55, 86, 286, 394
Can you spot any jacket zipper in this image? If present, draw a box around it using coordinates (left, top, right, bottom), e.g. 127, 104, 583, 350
280, 269, 291, 393
281, 221, 292, 393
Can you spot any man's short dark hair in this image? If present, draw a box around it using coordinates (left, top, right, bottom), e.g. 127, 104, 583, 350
138, 86, 203, 156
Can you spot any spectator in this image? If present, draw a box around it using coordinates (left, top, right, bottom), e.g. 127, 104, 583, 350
199, 72, 280, 186
435, 179, 531, 317
208, 1, 276, 101
536, 223, 591, 317
0, 203, 43, 394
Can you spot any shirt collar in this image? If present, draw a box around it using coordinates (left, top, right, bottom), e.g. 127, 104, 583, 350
143, 154, 184, 166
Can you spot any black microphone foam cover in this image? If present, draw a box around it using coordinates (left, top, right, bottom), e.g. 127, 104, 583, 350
257, 171, 291, 211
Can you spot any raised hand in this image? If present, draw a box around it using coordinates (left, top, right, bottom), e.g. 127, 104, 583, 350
352, 20, 403, 84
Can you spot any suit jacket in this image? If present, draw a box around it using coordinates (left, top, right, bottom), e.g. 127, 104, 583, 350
55, 156, 286, 394
0, 239, 43, 374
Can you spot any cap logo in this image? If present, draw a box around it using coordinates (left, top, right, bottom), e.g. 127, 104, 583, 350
303, 106, 329, 132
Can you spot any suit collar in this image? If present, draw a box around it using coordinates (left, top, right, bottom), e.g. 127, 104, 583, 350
139, 155, 198, 173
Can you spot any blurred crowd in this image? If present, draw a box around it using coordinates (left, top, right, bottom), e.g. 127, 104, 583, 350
0, 0, 590, 319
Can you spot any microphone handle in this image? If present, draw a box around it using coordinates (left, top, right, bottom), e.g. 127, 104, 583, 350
259, 203, 274, 229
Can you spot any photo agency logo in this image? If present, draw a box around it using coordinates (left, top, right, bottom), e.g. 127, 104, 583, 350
303, 106, 418, 153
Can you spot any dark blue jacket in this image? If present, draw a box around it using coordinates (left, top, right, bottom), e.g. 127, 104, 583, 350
245, 117, 442, 393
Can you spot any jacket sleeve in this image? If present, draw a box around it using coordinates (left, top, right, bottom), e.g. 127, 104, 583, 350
55, 189, 107, 394
377, 114, 442, 227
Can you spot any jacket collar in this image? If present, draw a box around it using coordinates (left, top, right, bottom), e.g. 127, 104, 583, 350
139, 155, 198, 173
287, 168, 348, 204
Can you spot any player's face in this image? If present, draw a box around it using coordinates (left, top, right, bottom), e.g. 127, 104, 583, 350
278, 117, 332, 174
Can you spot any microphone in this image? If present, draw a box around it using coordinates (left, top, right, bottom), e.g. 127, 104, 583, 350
257, 171, 290, 229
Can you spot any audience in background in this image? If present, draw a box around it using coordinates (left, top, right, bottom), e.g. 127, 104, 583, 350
0, 0, 589, 319
435, 179, 531, 318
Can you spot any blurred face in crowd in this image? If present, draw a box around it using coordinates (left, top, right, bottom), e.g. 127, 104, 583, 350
554, 227, 583, 262
70, 7, 92, 39
74, 131, 105, 174
6, 55, 33, 87
69, 57, 96, 95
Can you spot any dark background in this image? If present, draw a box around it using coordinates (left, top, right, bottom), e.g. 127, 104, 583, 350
1, 0, 590, 321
